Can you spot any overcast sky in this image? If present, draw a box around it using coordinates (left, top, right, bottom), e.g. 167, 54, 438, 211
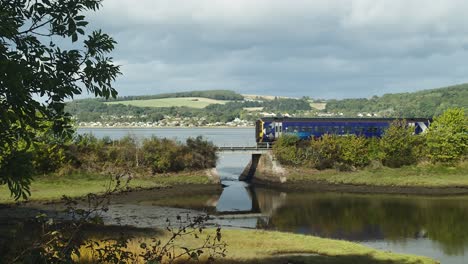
85, 0, 468, 99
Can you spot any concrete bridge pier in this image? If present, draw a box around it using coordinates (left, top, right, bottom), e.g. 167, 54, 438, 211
239, 151, 287, 183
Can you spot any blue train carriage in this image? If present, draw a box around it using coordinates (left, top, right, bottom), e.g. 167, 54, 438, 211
256, 117, 431, 144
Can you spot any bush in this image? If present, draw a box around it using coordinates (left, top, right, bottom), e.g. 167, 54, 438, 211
272, 135, 304, 166
426, 108, 468, 164
185, 136, 218, 170
339, 135, 371, 168
274, 134, 373, 170
380, 120, 419, 168
141, 137, 185, 173
141, 136, 218, 173
309, 134, 342, 169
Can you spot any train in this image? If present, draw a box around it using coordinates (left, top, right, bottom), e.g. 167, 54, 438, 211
255, 117, 431, 144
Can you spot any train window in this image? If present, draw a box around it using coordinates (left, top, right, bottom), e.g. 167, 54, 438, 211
280, 125, 282, 132
275, 126, 278, 133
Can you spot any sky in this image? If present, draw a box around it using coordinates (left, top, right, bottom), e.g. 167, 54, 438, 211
84, 0, 468, 99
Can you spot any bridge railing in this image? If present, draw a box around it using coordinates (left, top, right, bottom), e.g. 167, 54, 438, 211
217, 143, 271, 151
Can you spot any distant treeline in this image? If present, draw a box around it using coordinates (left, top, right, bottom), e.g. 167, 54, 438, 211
102, 90, 244, 101
325, 84, 468, 117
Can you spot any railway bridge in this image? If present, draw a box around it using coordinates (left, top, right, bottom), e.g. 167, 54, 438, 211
217, 145, 271, 154
217, 144, 286, 184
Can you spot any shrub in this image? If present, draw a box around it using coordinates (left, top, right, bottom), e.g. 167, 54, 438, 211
185, 136, 218, 170
339, 135, 371, 168
141, 137, 184, 173
272, 135, 304, 166
380, 120, 418, 168
426, 108, 468, 164
309, 134, 341, 169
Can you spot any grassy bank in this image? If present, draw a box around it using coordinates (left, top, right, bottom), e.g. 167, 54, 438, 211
0, 172, 214, 203
79, 229, 438, 264
287, 161, 468, 188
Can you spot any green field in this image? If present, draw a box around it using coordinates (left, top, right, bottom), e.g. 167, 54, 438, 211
106, 97, 230, 108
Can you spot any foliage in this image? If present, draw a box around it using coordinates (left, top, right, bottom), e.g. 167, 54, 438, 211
379, 120, 419, 168
263, 98, 312, 113
426, 108, 468, 163
185, 136, 218, 169
272, 134, 303, 166
1, 131, 218, 201
1, 0, 120, 199
273, 134, 370, 170
325, 84, 468, 117
141, 136, 218, 173
141, 138, 184, 173
309, 134, 342, 169
339, 135, 371, 169
52, 134, 218, 175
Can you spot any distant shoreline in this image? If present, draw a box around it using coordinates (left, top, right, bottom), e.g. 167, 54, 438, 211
76, 126, 255, 129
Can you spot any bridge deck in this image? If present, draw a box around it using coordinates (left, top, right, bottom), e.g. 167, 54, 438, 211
218, 146, 271, 152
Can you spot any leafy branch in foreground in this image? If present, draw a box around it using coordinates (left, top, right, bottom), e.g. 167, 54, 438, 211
1, 0, 121, 199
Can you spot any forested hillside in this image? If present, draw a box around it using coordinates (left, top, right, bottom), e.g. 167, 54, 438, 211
325, 84, 468, 117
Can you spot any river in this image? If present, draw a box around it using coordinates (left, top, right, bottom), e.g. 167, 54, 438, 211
67, 128, 468, 263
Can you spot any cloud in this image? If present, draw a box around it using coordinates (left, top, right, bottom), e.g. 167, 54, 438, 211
83, 0, 468, 98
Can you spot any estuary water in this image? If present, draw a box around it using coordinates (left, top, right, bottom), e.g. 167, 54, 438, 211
76, 127, 468, 264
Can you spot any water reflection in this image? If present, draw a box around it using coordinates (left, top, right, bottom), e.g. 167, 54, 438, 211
258, 192, 468, 256
216, 181, 252, 212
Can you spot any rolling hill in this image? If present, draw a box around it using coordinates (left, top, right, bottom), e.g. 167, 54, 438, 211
325, 83, 468, 117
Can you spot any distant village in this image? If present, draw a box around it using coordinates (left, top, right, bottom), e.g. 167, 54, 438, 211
76, 111, 381, 128
77, 116, 255, 128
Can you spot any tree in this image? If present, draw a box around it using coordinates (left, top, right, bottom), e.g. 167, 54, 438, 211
380, 120, 418, 167
1, 0, 121, 199
426, 108, 468, 164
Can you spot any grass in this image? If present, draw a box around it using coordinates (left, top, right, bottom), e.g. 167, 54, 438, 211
0, 172, 213, 204
288, 161, 468, 187
78, 229, 438, 264
105, 97, 229, 109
